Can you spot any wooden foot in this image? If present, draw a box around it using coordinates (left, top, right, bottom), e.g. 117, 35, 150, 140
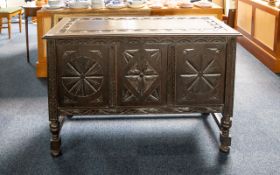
219, 132, 231, 153
50, 121, 61, 157
51, 138, 62, 157
219, 114, 232, 153
219, 144, 230, 153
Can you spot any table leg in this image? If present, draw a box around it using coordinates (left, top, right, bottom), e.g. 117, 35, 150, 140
19, 12, 22, 33
25, 16, 30, 63
7, 17, 11, 39
0, 18, 2, 33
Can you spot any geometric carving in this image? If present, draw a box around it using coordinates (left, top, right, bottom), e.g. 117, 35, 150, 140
90, 95, 104, 103
123, 49, 138, 64
146, 86, 160, 102
61, 50, 104, 97
121, 48, 162, 103
145, 49, 161, 63
180, 47, 221, 94
122, 86, 137, 102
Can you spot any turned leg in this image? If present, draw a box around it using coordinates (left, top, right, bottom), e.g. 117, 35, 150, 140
50, 120, 62, 157
19, 12, 22, 33
0, 18, 2, 33
219, 114, 232, 153
25, 15, 30, 62
7, 17, 11, 39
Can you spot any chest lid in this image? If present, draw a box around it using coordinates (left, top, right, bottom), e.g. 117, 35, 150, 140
44, 16, 241, 38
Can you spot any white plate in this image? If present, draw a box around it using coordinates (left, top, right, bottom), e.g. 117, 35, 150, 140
149, 5, 163, 8
68, 2, 91, 8
128, 3, 145, 8
194, 1, 212, 8
179, 3, 193, 8
43, 4, 64, 9
149, 2, 163, 9
106, 3, 127, 9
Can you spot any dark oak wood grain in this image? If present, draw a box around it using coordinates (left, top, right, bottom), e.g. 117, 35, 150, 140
44, 16, 240, 156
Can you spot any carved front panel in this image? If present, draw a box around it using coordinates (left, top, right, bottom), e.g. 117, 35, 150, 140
175, 43, 226, 105
117, 43, 167, 106
56, 42, 110, 107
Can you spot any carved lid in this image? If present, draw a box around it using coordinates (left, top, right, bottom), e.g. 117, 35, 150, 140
44, 16, 241, 38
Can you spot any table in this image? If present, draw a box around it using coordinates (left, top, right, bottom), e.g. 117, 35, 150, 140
44, 16, 240, 157
22, 6, 42, 62
0, 7, 22, 39
36, 4, 223, 77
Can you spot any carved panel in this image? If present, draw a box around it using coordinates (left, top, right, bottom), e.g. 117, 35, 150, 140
56, 43, 110, 107
117, 44, 167, 106
175, 43, 226, 105
61, 52, 104, 97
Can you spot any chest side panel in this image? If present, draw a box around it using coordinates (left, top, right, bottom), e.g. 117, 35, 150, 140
117, 42, 168, 106
175, 42, 227, 105
56, 40, 111, 107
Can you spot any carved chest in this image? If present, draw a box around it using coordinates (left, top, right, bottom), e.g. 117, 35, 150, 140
44, 16, 240, 156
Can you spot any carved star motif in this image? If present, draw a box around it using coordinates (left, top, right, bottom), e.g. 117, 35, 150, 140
125, 61, 159, 96
180, 48, 221, 93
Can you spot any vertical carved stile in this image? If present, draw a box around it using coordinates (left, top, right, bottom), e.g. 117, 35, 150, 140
167, 45, 175, 105
47, 39, 58, 121
223, 37, 237, 117
111, 44, 117, 107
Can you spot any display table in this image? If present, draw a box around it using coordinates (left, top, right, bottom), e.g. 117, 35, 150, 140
36, 5, 223, 77
236, 0, 280, 72
44, 16, 240, 156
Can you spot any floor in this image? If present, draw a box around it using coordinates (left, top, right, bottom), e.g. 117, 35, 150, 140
0, 23, 280, 175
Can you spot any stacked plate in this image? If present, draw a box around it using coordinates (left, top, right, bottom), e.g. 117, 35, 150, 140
178, 0, 193, 8
68, 1, 91, 8
193, 1, 212, 8
106, 0, 127, 9
45, 0, 65, 9
149, 0, 163, 9
127, 0, 146, 8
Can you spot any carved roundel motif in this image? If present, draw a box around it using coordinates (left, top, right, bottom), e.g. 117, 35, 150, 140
61, 52, 104, 98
